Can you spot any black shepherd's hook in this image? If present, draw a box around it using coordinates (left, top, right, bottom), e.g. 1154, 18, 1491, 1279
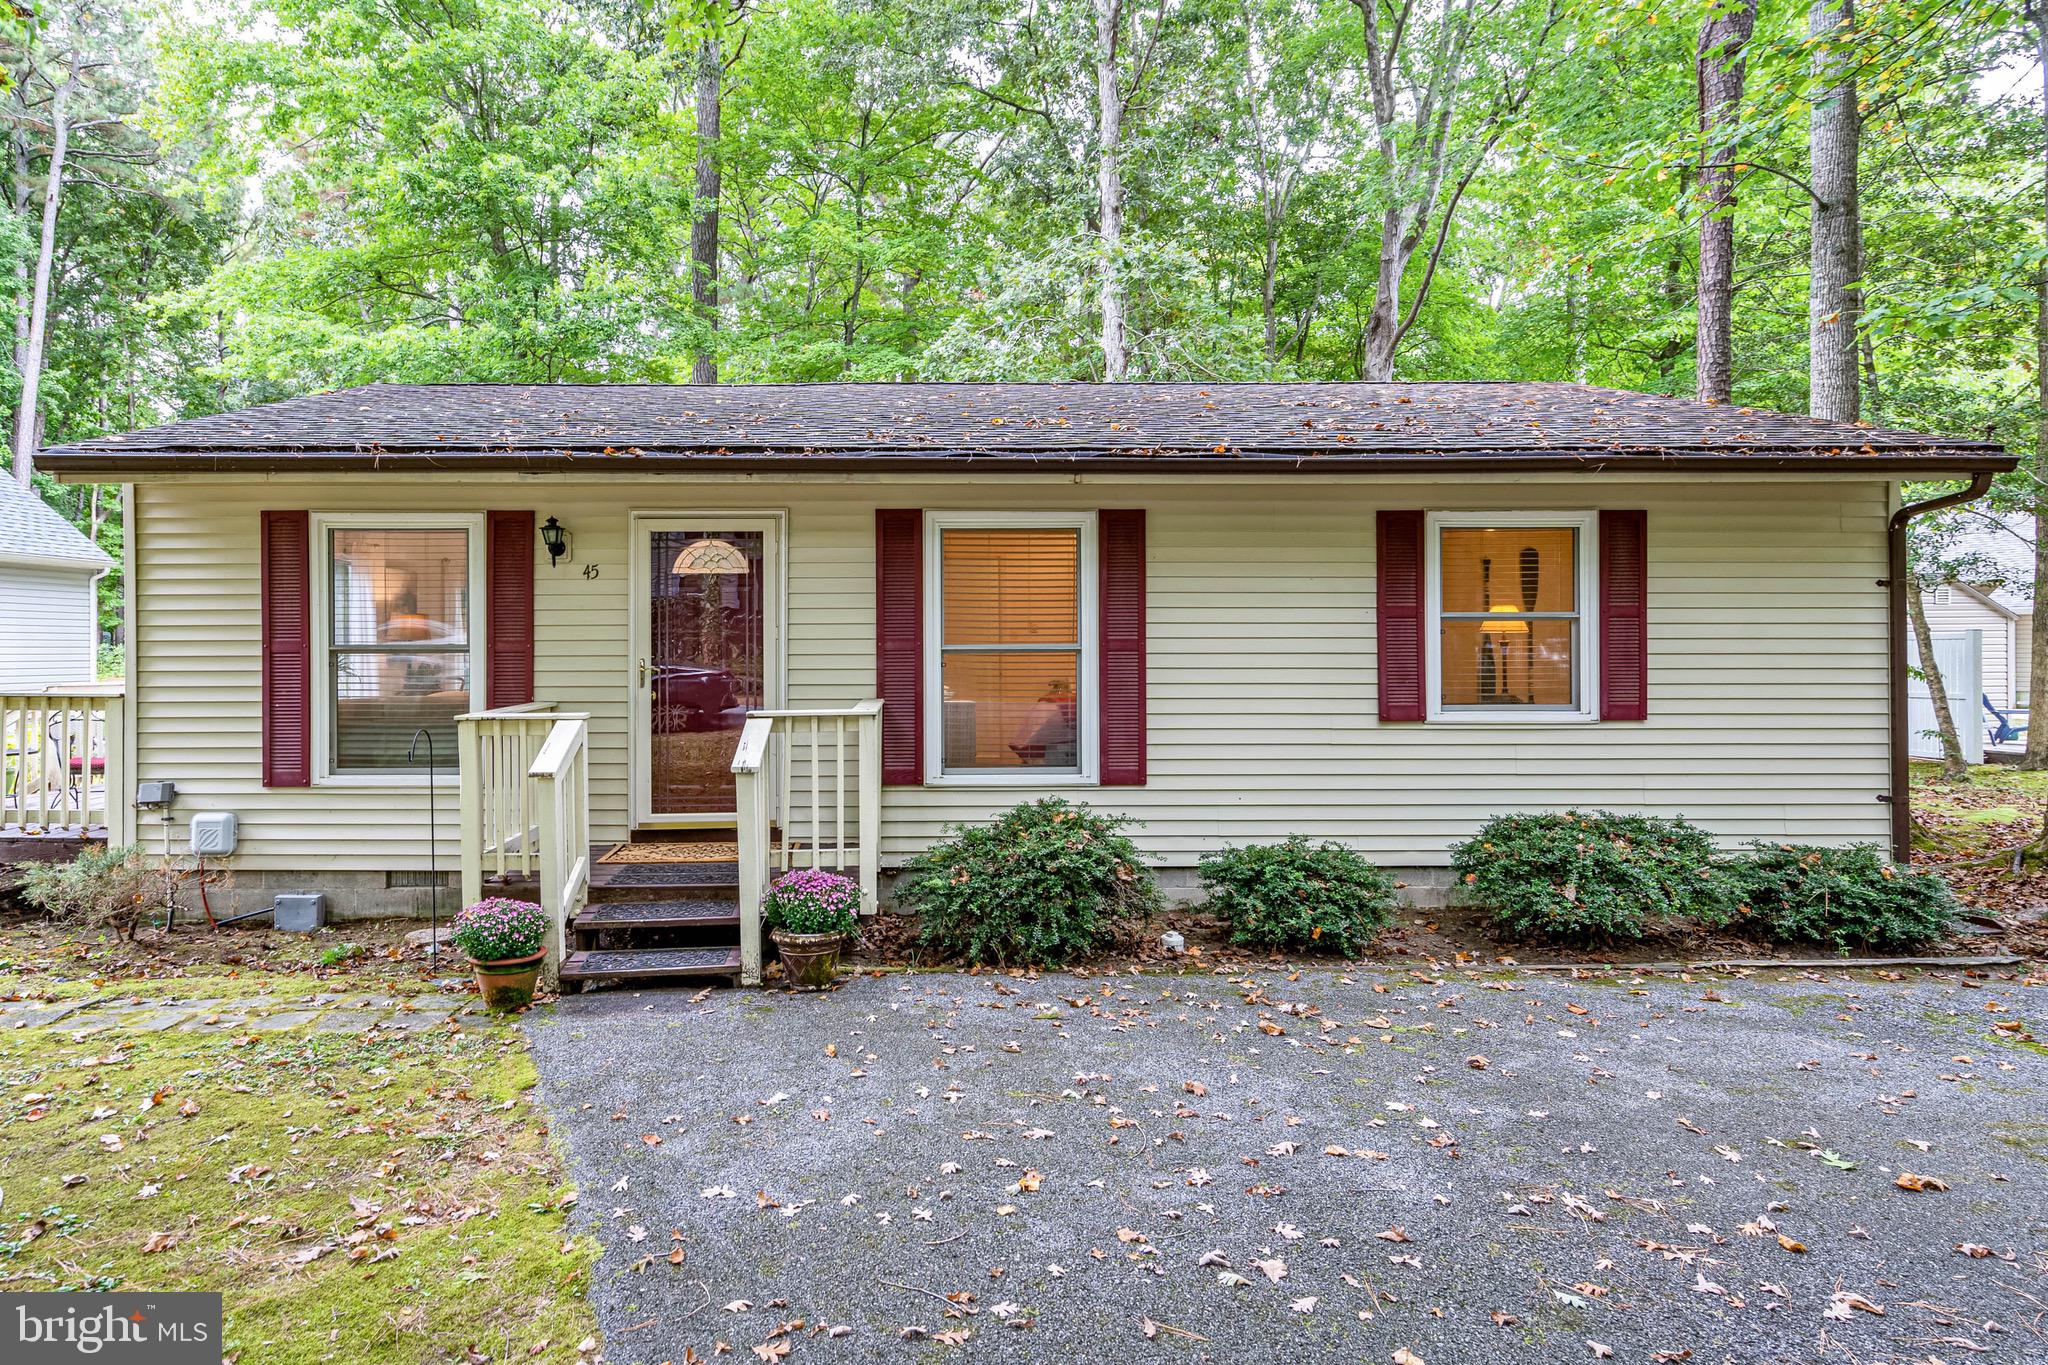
409, 727, 441, 964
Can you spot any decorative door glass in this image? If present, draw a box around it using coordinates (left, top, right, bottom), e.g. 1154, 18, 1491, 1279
646, 528, 766, 814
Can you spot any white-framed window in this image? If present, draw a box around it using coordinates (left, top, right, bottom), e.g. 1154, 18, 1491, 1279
311, 512, 485, 782
1425, 510, 1598, 723
923, 510, 1098, 783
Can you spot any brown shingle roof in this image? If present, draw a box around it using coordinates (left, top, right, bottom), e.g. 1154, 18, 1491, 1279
36, 380, 2012, 476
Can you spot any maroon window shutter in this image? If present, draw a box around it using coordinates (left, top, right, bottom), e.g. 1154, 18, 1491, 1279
260, 510, 313, 787
1098, 509, 1147, 785
1600, 509, 1649, 721
486, 511, 535, 709
875, 509, 923, 785
1376, 509, 1427, 721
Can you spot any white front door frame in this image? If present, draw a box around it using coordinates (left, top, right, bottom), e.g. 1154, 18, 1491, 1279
627, 511, 787, 829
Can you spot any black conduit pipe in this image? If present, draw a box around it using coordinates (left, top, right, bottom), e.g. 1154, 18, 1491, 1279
1887, 471, 1997, 859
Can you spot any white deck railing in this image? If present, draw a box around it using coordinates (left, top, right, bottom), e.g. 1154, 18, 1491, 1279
2, 685, 127, 844
457, 703, 591, 975
731, 700, 883, 986
528, 714, 591, 969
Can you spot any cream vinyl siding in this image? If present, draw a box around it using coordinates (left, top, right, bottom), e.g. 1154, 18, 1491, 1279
1920, 586, 2016, 708
0, 560, 98, 688
129, 477, 1892, 872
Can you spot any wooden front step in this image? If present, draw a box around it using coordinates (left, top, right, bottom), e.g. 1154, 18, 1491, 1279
564, 843, 752, 990
587, 858, 739, 900
574, 898, 740, 932
560, 946, 742, 983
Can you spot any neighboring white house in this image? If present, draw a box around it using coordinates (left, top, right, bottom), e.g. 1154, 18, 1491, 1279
1920, 581, 2019, 708
0, 478, 111, 689
1908, 511, 2039, 736
31, 382, 2017, 967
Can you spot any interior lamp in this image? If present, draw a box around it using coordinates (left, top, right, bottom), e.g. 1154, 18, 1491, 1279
1480, 603, 1528, 634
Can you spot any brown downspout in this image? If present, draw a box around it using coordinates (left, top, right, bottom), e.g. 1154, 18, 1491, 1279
1887, 470, 1996, 858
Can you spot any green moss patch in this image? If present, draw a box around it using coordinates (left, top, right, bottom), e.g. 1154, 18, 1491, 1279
0, 930, 597, 1364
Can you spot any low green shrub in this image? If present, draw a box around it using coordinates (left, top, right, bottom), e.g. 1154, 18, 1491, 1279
1198, 836, 1398, 956
896, 797, 1160, 968
764, 868, 862, 936
1718, 843, 1954, 952
17, 844, 153, 939
1449, 810, 1726, 941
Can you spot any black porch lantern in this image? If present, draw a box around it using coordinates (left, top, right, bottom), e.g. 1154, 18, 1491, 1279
539, 516, 568, 565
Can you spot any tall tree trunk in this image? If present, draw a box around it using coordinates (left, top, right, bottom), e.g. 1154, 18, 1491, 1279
7, 70, 33, 482
13, 68, 75, 486
1094, 0, 1128, 381
1907, 586, 1970, 782
2021, 8, 2048, 770
8, 252, 25, 483
10, 151, 28, 479
1349, 0, 1556, 383
1695, 0, 1755, 405
1359, 202, 1408, 382
1807, 0, 1860, 421
1260, 226, 1280, 364
689, 35, 722, 387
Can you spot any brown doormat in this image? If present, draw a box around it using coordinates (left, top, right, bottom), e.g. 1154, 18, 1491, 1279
599, 841, 761, 863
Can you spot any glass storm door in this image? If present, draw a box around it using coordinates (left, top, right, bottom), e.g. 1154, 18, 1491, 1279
632, 518, 778, 826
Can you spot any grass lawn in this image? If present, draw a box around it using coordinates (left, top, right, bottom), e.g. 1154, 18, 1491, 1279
0, 920, 600, 1364
1911, 758, 2048, 856
1910, 760, 2048, 945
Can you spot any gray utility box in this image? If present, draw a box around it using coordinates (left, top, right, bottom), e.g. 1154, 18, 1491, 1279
272, 893, 326, 932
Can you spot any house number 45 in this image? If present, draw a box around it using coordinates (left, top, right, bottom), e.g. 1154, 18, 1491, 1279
582, 563, 601, 579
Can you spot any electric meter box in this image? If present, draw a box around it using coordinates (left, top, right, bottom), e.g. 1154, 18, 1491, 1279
188, 812, 238, 857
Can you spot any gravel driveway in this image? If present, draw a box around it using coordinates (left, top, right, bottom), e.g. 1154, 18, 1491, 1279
529, 964, 2048, 1365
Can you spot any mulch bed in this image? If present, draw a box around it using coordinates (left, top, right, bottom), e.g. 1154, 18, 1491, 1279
843, 898, 2034, 977
0, 911, 454, 990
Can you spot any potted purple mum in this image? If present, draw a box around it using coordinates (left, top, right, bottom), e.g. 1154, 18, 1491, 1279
451, 897, 550, 1009
763, 869, 861, 990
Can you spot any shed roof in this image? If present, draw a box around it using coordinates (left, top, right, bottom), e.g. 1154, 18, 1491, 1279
1947, 513, 2036, 613
0, 478, 112, 571
36, 380, 2013, 477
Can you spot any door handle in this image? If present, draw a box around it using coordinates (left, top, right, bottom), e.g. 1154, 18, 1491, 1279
639, 658, 650, 687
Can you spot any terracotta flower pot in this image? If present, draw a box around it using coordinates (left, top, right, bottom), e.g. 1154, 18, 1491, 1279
469, 949, 546, 1010
769, 929, 844, 991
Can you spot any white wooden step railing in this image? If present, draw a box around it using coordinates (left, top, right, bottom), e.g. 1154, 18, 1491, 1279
2, 685, 128, 844
731, 699, 883, 986
457, 703, 591, 975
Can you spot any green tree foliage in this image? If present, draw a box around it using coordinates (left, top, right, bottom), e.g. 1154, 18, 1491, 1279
120, 0, 2022, 414
0, 3, 235, 627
